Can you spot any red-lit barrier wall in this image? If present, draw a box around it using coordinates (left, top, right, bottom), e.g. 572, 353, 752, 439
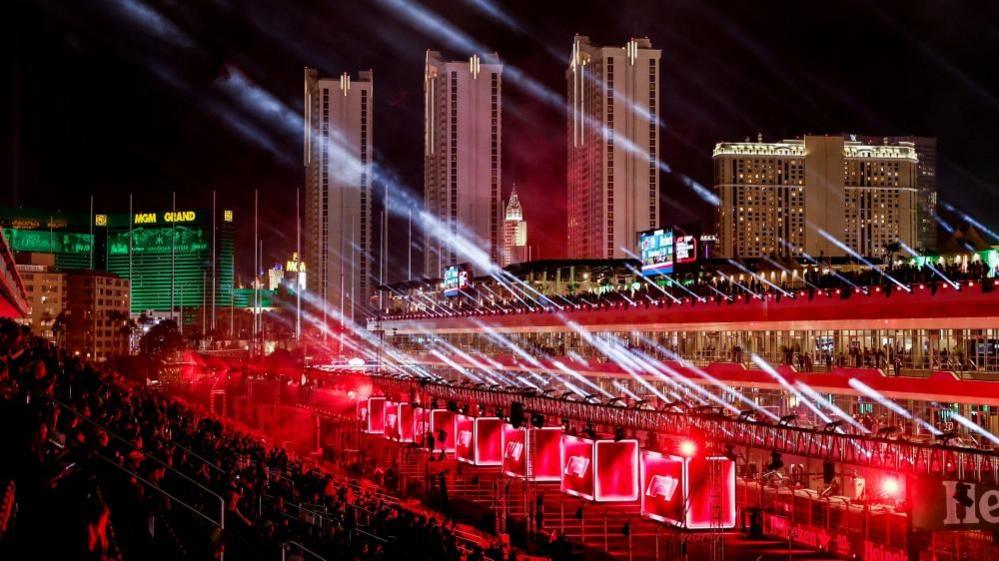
366, 396, 386, 434
430, 409, 457, 452
474, 417, 503, 466
594, 439, 640, 502
640, 450, 736, 528
561, 435, 595, 500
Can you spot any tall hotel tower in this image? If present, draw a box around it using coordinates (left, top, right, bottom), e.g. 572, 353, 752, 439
423, 50, 503, 276
712, 135, 919, 258
566, 35, 661, 259
303, 68, 373, 320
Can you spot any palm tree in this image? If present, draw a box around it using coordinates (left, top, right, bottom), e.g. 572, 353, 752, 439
51, 310, 67, 349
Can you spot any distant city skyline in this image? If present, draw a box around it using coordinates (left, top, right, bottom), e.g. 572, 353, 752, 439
6, 1, 999, 278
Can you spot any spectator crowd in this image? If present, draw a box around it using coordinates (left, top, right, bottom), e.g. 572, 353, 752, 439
0, 318, 491, 561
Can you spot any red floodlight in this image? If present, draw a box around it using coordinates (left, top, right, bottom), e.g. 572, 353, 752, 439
679, 440, 697, 457
881, 477, 900, 497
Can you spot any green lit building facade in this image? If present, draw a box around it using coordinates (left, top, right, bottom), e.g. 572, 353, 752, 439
1, 207, 235, 315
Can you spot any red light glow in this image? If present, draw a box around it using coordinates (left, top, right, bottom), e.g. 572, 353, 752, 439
679, 440, 697, 457
881, 477, 900, 497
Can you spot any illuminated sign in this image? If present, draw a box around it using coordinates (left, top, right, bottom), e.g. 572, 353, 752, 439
565, 456, 590, 477
134, 210, 198, 224
430, 409, 457, 452
223, 210, 233, 222
4, 229, 92, 255
393, 403, 414, 442
561, 435, 595, 500
365, 397, 386, 434
675, 235, 698, 264
646, 474, 680, 501
639, 229, 674, 275
911, 477, 999, 531
640, 451, 736, 529
504, 425, 562, 480
95, 214, 108, 227
455, 415, 475, 463
458, 430, 472, 447
443, 263, 471, 297
473, 417, 503, 466
594, 439, 640, 502
286, 252, 307, 272
505, 441, 524, 461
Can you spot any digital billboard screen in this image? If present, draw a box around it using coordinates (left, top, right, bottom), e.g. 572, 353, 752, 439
639, 229, 674, 275
674, 235, 698, 264
443, 264, 471, 297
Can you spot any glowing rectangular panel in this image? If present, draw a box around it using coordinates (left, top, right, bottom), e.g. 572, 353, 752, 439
640, 451, 737, 529
397, 403, 414, 442
594, 439, 640, 502
474, 417, 503, 466
413, 407, 427, 443
685, 456, 736, 529
455, 415, 475, 463
641, 451, 686, 525
429, 409, 457, 452
366, 397, 386, 434
502, 424, 527, 477
561, 435, 595, 501
383, 401, 399, 440
533, 427, 563, 481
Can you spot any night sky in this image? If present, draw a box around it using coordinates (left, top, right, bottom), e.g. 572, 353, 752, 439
5, 0, 999, 280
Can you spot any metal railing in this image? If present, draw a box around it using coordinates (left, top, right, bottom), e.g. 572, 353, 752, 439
344, 373, 999, 484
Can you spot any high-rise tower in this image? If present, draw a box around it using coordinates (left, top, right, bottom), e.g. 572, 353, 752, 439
423, 51, 503, 276
304, 67, 373, 320
566, 35, 661, 259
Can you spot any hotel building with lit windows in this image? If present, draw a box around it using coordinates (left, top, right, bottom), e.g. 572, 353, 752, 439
423, 51, 502, 276
566, 35, 660, 260
712, 135, 919, 259
304, 67, 373, 318
1, 207, 235, 318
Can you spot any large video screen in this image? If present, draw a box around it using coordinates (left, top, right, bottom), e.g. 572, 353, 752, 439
639, 229, 674, 275
443, 263, 471, 297
675, 235, 698, 264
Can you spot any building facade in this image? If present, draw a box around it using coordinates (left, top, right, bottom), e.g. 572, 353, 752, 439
1, 207, 235, 319
64, 270, 130, 362
15, 253, 65, 340
566, 35, 661, 259
712, 135, 918, 259
423, 51, 503, 276
501, 186, 528, 266
304, 68, 373, 320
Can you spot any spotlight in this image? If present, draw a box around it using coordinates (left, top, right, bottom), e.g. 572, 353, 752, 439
614, 427, 626, 442
679, 440, 697, 457
530, 412, 545, 429
583, 424, 597, 440
881, 477, 900, 498
778, 414, 797, 426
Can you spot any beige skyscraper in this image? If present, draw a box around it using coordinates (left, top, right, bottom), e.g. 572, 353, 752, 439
712, 135, 918, 259
303, 68, 373, 319
501, 186, 528, 266
423, 51, 503, 276
566, 35, 661, 259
